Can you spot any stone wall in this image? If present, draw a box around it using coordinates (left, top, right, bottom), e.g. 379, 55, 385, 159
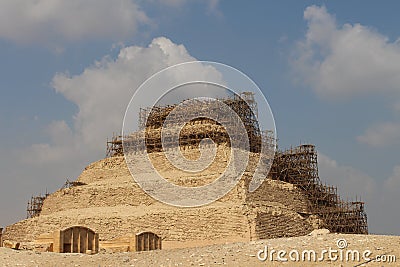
4, 146, 315, 250
246, 178, 310, 213
40, 181, 156, 215
4, 204, 251, 248
4, 201, 314, 250
76, 156, 130, 184
254, 209, 313, 239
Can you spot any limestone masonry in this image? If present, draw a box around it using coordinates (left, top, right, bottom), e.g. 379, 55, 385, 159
2, 93, 367, 253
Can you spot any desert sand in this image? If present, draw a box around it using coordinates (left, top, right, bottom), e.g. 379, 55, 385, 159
1, 232, 399, 266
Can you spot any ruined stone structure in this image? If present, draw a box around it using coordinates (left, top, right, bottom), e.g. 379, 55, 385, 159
37, 226, 100, 254
3, 93, 367, 253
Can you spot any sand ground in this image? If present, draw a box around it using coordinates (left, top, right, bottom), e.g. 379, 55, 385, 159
1, 233, 399, 267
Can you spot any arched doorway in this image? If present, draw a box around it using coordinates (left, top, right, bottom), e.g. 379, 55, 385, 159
60, 226, 98, 253
136, 232, 161, 251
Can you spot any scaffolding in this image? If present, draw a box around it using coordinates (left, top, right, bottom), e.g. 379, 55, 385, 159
26, 192, 49, 219
106, 134, 124, 157
319, 200, 368, 234
62, 179, 86, 189
26, 180, 86, 219
105, 91, 368, 234
107, 92, 273, 156
270, 145, 368, 234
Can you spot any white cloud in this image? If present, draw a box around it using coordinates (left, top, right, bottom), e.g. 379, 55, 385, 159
378, 164, 400, 234
0, 0, 222, 46
385, 165, 400, 191
292, 7, 400, 233
393, 101, 400, 112
317, 152, 400, 234
206, 0, 222, 17
151, 0, 187, 7
292, 5, 400, 98
317, 152, 399, 234
0, 0, 149, 44
20, 120, 75, 164
8, 37, 225, 227
52, 37, 195, 154
318, 152, 376, 200
293, 5, 400, 149
149, 0, 220, 12
357, 122, 400, 147
21, 37, 223, 166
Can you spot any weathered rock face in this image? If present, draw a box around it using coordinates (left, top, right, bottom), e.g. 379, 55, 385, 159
3, 146, 314, 249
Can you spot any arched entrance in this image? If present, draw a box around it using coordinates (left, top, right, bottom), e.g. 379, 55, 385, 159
59, 226, 98, 253
136, 232, 161, 251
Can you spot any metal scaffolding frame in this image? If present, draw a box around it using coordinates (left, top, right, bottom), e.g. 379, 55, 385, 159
26, 192, 49, 219
271, 145, 368, 234
106, 91, 368, 234
107, 92, 273, 155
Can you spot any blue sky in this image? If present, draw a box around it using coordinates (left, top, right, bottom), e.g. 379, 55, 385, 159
1, 1, 400, 235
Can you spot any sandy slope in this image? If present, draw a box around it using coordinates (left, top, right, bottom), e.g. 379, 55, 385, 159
1, 233, 399, 267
